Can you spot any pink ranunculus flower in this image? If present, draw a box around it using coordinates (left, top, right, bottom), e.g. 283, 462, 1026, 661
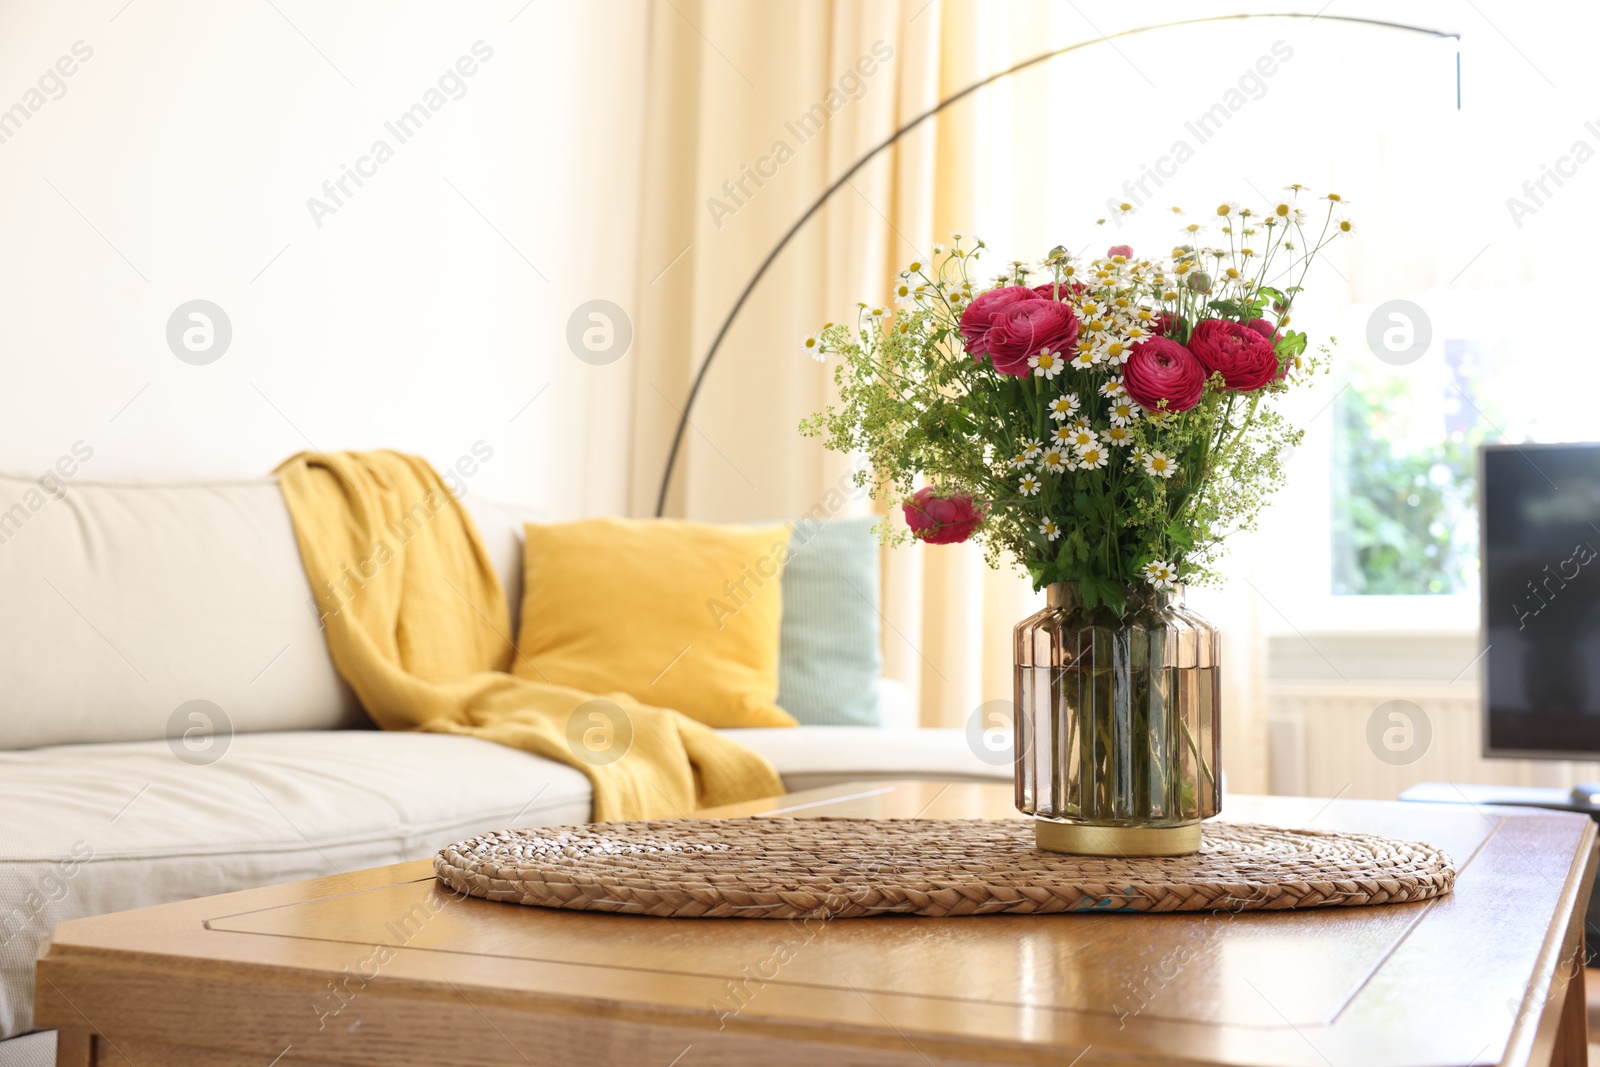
1188, 318, 1279, 392
958, 286, 1036, 356
1123, 337, 1206, 413
981, 299, 1080, 376
1245, 317, 1292, 382
1106, 244, 1133, 259
902, 487, 984, 545
1245, 317, 1281, 343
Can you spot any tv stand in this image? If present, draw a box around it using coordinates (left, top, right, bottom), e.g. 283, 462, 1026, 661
1400, 781, 1600, 816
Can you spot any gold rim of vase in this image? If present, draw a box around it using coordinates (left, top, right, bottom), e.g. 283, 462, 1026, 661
1033, 819, 1202, 857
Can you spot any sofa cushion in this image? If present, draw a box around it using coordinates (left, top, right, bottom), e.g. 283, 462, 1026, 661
0, 473, 532, 753
0, 730, 591, 1040
513, 518, 796, 728
776, 517, 884, 726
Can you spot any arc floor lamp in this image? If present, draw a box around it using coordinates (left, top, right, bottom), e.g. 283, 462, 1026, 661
654, 12, 1459, 517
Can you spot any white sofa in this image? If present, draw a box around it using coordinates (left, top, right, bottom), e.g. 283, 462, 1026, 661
0, 471, 1007, 1066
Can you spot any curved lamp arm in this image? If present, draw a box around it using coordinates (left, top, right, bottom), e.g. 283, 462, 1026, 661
654, 12, 1458, 517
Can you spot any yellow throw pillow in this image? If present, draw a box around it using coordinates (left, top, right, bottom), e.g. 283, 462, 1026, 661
512, 518, 797, 729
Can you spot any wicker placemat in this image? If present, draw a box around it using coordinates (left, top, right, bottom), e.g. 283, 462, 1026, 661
434, 817, 1455, 918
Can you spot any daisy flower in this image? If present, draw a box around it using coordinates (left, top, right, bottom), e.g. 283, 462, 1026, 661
1216, 201, 1241, 218
1051, 425, 1075, 445
1029, 349, 1065, 380
1071, 415, 1092, 432
1100, 338, 1131, 364
1008, 453, 1030, 469
1142, 560, 1177, 590
1068, 427, 1098, 453
1335, 216, 1355, 236
1143, 451, 1177, 479
1040, 517, 1061, 541
1069, 347, 1102, 370
1103, 425, 1133, 447
800, 334, 824, 361
1077, 445, 1108, 470
1021, 438, 1043, 461
1039, 447, 1071, 474
1018, 472, 1042, 496
1109, 396, 1142, 426
1099, 379, 1127, 398
1047, 393, 1081, 421
867, 306, 888, 320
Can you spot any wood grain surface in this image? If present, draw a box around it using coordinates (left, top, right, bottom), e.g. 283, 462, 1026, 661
33, 781, 1597, 1066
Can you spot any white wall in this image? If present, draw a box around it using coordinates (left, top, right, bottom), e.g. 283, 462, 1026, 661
0, 0, 647, 516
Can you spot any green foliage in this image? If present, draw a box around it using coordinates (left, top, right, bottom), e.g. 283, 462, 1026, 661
1331, 373, 1482, 595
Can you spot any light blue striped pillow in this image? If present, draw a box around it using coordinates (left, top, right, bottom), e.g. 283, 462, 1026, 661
776, 517, 882, 726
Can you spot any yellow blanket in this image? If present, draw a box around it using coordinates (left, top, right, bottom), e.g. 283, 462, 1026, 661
275, 450, 785, 821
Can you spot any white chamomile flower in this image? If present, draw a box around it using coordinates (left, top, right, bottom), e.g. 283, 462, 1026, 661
1077, 445, 1108, 470
1039, 447, 1071, 474
1335, 216, 1356, 236
1069, 346, 1101, 370
1142, 560, 1177, 590
892, 281, 918, 304
1077, 298, 1103, 319
1029, 349, 1065, 380
1018, 472, 1042, 496
1040, 517, 1061, 541
1103, 425, 1133, 447
867, 306, 888, 320
1068, 426, 1098, 452
1216, 201, 1241, 219
1099, 379, 1127, 399
800, 334, 824, 361
1109, 396, 1142, 426
1099, 338, 1131, 365
1021, 438, 1043, 461
1047, 393, 1081, 421
1123, 324, 1149, 344
1008, 453, 1030, 470
1143, 450, 1177, 479
1050, 425, 1076, 445
1071, 415, 1091, 431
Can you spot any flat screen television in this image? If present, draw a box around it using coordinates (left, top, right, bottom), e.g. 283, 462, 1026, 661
1482, 441, 1600, 759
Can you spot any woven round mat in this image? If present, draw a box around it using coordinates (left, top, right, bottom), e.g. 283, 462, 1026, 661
434, 817, 1455, 918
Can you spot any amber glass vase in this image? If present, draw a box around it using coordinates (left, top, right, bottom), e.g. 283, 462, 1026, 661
1013, 582, 1221, 856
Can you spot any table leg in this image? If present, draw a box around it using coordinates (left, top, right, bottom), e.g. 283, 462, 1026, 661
53, 1030, 91, 1067
1554, 948, 1588, 1067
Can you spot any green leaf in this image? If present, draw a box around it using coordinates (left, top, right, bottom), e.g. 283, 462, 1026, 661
1078, 579, 1101, 611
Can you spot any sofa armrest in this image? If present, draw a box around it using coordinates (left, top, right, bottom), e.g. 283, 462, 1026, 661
875, 677, 917, 730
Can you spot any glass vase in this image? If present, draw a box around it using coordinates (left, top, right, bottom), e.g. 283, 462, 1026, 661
1013, 581, 1221, 856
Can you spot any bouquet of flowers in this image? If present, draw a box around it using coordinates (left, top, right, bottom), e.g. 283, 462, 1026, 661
801, 192, 1351, 611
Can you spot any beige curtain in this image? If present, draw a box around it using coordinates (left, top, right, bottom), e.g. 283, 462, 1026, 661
627, 0, 1268, 792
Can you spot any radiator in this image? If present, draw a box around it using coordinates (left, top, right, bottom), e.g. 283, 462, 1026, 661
1267, 682, 1600, 799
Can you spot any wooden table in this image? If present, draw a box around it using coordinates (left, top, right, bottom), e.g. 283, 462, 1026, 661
34, 782, 1597, 1066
